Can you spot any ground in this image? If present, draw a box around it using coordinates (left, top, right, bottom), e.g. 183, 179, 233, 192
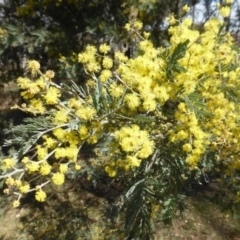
1, 181, 240, 240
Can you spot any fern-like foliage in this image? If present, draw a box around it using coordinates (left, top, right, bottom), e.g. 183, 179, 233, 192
92, 77, 103, 113
3, 116, 56, 157
92, 77, 125, 117
165, 40, 190, 80
60, 80, 87, 99
160, 194, 187, 225
123, 147, 188, 239
124, 179, 154, 240
184, 93, 214, 119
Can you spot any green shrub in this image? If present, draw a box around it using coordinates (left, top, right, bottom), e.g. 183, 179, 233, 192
1, 3, 240, 238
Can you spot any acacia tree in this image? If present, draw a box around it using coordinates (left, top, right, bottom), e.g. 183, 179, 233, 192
1, 2, 240, 238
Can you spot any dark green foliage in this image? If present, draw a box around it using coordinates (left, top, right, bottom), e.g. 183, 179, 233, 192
0, 22, 54, 81
124, 179, 154, 240
0, 0, 127, 82
0, 0, 189, 83
132, 114, 155, 123
122, 147, 188, 239
166, 39, 190, 80
92, 78, 104, 114
160, 194, 187, 225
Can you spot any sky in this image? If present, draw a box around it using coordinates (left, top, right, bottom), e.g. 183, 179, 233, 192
188, 0, 240, 32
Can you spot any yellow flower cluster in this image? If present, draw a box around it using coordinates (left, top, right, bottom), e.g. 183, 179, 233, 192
1, 158, 15, 170
165, 17, 240, 168
2, 59, 101, 204
170, 106, 209, 167
52, 172, 65, 185
2, 3, 240, 207
76, 15, 240, 176
3, 177, 31, 205
125, 20, 143, 32
99, 43, 111, 54
105, 125, 154, 176
219, 6, 231, 17
114, 125, 154, 157
14, 68, 60, 115
182, 4, 190, 13
26, 60, 40, 76
35, 189, 47, 202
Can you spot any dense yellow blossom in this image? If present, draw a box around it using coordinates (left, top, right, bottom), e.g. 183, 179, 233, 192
40, 162, 52, 175
126, 155, 141, 167
220, 6, 231, 17
142, 97, 157, 111
54, 108, 69, 124
75, 164, 81, 170
133, 21, 143, 30
53, 128, 67, 141
5, 177, 15, 186
125, 23, 131, 31
3, 189, 9, 195
109, 82, 125, 98
44, 87, 61, 104
1, 158, 15, 170
112, 125, 154, 173
87, 135, 98, 144
86, 61, 100, 73
30, 99, 46, 114
137, 142, 154, 159
85, 45, 97, 55
43, 136, 57, 149
115, 51, 128, 62
124, 93, 140, 110
17, 77, 32, 89
19, 182, 30, 194
166, 13, 177, 25
35, 190, 47, 202
55, 147, 67, 159
36, 145, 48, 160
26, 162, 39, 173
59, 164, 68, 173
14, 179, 21, 187
12, 200, 20, 208
65, 145, 78, 162
105, 166, 117, 177
52, 172, 65, 185
45, 70, 55, 79
78, 52, 95, 63
182, 143, 192, 152
100, 69, 112, 83
99, 43, 111, 54
79, 125, 89, 140
68, 98, 82, 109
27, 60, 40, 76
182, 4, 190, 12
102, 57, 113, 69
75, 106, 96, 120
